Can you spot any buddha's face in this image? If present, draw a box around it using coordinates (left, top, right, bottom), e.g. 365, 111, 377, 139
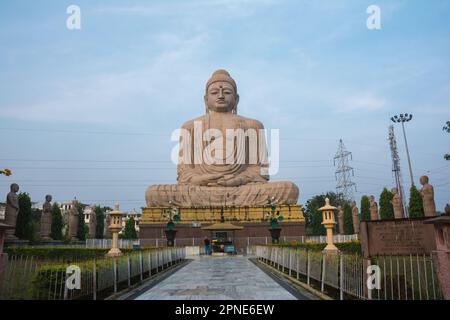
204, 81, 239, 113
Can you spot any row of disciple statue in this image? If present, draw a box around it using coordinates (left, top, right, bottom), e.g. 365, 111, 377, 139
336, 175, 439, 235
1, 175, 441, 239
2, 183, 111, 241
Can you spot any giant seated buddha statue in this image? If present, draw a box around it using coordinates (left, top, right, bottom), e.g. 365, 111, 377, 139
145, 69, 299, 207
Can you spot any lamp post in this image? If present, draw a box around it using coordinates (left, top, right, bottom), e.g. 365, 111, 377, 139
391, 113, 414, 186
106, 203, 123, 257
318, 198, 339, 253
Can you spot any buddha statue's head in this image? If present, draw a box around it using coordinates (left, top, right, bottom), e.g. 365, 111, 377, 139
10, 183, 19, 193
420, 175, 429, 185
204, 69, 239, 114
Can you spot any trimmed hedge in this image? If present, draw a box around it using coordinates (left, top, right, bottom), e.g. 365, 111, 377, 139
4, 247, 136, 261
275, 241, 362, 254
29, 249, 168, 300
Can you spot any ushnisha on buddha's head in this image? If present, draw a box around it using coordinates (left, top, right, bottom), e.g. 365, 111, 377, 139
204, 69, 239, 114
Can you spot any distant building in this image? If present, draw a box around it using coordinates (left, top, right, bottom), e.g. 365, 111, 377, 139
119, 208, 141, 235
83, 206, 95, 224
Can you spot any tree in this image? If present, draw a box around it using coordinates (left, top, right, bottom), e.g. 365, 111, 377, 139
343, 202, 354, 234
444, 121, 450, 160
360, 195, 371, 221
15, 192, 33, 240
124, 217, 138, 239
95, 206, 105, 239
408, 185, 424, 218
75, 202, 86, 241
304, 192, 339, 236
51, 202, 63, 240
379, 187, 394, 219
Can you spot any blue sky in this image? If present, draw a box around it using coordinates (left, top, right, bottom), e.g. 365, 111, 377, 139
0, 0, 449, 213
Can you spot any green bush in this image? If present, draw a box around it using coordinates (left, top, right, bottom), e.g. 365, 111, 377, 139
409, 185, 424, 218
31, 264, 67, 299
276, 241, 361, 254
4, 247, 135, 261
16, 192, 33, 240
51, 203, 63, 240
343, 203, 354, 234
29, 249, 162, 299
379, 187, 394, 219
360, 195, 371, 221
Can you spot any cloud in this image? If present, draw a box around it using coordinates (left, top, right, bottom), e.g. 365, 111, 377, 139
0, 32, 213, 125
335, 92, 387, 113
91, 0, 278, 18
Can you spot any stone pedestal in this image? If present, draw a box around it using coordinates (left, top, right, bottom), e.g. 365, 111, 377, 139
164, 229, 177, 247
424, 214, 450, 299
268, 228, 281, 244
0, 222, 14, 281
68, 208, 79, 241
88, 217, 96, 239
40, 211, 53, 241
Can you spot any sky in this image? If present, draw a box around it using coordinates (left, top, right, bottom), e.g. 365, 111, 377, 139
0, 0, 449, 213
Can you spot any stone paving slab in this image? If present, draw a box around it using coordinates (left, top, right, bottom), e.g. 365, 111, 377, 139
135, 256, 297, 300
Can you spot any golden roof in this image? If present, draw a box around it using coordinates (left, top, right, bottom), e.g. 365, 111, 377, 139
201, 222, 244, 231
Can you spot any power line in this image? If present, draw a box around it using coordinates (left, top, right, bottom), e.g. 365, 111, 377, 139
0, 158, 333, 163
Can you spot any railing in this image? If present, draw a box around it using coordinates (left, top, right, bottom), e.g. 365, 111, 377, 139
251, 245, 443, 300
86, 235, 359, 249
0, 247, 186, 300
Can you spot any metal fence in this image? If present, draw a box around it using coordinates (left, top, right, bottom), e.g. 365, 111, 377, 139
251, 245, 443, 300
86, 235, 359, 249
0, 247, 186, 300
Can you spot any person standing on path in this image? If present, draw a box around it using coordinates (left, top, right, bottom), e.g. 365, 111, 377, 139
204, 236, 211, 255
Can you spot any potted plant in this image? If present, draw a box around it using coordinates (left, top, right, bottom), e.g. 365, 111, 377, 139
265, 197, 284, 243
163, 202, 181, 247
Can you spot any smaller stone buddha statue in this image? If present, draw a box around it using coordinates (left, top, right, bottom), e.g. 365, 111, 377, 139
420, 175, 436, 217
391, 187, 403, 219
369, 195, 379, 221
40, 194, 53, 240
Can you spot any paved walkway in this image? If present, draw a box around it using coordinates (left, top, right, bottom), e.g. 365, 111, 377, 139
135, 256, 302, 300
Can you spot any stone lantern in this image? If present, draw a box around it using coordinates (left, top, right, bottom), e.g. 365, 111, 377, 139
106, 203, 123, 257
318, 198, 339, 253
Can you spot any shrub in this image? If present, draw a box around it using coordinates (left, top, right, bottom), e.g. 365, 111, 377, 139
379, 187, 394, 219
360, 195, 371, 221
16, 192, 33, 240
343, 203, 354, 234
51, 203, 63, 240
276, 241, 361, 254
4, 247, 134, 261
409, 185, 424, 218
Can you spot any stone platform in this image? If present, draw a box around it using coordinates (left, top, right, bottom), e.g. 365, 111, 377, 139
139, 205, 305, 249
141, 205, 304, 224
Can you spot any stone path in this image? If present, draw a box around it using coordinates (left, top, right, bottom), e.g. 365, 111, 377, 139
135, 256, 306, 300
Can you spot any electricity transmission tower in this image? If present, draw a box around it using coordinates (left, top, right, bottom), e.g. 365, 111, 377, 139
334, 139, 357, 203
388, 125, 408, 217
